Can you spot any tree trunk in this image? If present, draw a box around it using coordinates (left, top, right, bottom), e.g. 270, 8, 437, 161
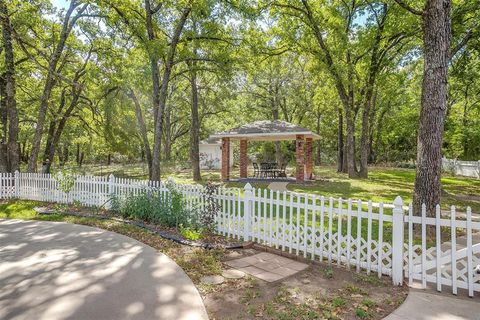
42, 121, 56, 173
337, 109, 344, 173
144, 0, 161, 124
189, 60, 201, 182
126, 88, 152, 177
163, 104, 172, 161
359, 104, 371, 178
345, 108, 358, 178
76, 143, 81, 166
271, 105, 282, 164
358, 4, 386, 178
43, 85, 81, 173
63, 144, 69, 164
342, 140, 348, 173
0, 0, 19, 172
20, 141, 27, 163
0, 143, 6, 172
368, 91, 378, 163
27, 2, 83, 172
0, 75, 6, 143
0, 74, 7, 172
413, 0, 451, 216
151, 7, 191, 181
315, 111, 321, 166
79, 151, 84, 167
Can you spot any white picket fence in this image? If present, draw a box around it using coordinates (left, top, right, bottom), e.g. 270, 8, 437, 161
0, 172, 479, 296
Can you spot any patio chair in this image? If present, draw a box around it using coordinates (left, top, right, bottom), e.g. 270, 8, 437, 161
277, 162, 287, 178
261, 162, 278, 178
260, 162, 270, 178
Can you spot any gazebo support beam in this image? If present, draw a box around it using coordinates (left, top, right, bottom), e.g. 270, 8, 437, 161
296, 135, 305, 182
239, 139, 248, 178
306, 138, 313, 180
221, 137, 230, 181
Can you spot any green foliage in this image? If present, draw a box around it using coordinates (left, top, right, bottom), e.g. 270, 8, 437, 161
110, 183, 200, 230
331, 297, 346, 308
180, 225, 203, 241
322, 266, 334, 279
355, 308, 370, 319
200, 183, 220, 232
53, 171, 77, 194
4, 0, 480, 184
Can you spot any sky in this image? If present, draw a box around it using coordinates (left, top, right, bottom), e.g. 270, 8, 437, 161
51, 0, 69, 9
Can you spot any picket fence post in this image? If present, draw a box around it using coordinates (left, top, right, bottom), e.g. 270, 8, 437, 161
108, 174, 115, 195
477, 160, 480, 179
391, 196, 405, 285
14, 170, 20, 198
243, 183, 253, 241
106, 174, 115, 209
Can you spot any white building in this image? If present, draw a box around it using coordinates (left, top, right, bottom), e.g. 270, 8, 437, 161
199, 137, 233, 170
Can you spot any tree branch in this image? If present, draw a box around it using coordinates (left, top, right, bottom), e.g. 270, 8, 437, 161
392, 0, 423, 16
450, 29, 474, 59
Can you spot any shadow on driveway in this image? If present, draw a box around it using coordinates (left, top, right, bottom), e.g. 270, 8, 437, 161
0, 219, 208, 320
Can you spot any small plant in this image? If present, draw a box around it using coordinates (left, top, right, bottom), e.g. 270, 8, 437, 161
321, 310, 340, 320
354, 273, 382, 285
322, 266, 334, 279
361, 298, 376, 308
200, 182, 220, 232
180, 226, 202, 241
110, 182, 200, 231
355, 307, 371, 319
241, 288, 260, 304
344, 283, 367, 295
331, 296, 346, 308
264, 302, 275, 316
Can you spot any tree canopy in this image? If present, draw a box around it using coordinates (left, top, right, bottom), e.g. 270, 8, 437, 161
1, 0, 479, 209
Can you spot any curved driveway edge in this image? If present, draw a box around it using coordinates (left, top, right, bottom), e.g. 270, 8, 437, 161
383, 289, 480, 320
0, 219, 208, 320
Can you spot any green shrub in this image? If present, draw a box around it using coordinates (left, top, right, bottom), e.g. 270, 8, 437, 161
180, 226, 203, 241
110, 182, 200, 231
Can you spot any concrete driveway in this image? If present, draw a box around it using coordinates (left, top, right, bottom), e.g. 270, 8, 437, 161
0, 219, 208, 320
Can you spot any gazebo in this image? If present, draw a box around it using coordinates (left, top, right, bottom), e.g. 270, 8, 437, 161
210, 120, 320, 182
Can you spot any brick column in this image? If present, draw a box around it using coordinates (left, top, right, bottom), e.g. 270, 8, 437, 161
239, 139, 248, 178
295, 135, 305, 182
305, 138, 313, 180
221, 138, 230, 181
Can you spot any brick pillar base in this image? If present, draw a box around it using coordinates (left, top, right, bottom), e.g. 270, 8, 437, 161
240, 139, 248, 178
305, 138, 313, 180
295, 135, 305, 182
221, 138, 230, 181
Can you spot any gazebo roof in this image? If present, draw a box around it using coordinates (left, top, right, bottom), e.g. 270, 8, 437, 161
210, 120, 320, 141
199, 137, 222, 145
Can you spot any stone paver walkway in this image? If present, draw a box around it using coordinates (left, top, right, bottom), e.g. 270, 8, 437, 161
225, 252, 308, 282
267, 181, 290, 192
0, 219, 208, 320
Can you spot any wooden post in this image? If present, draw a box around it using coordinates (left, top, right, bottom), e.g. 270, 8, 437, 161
221, 137, 230, 181
240, 139, 248, 178
305, 138, 313, 180
295, 135, 305, 182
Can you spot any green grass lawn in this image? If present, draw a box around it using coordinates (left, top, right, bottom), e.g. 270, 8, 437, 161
225, 166, 480, 212
50, 163, 480, 211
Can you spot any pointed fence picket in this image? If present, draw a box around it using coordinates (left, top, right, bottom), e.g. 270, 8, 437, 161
0, 172, 478, 296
